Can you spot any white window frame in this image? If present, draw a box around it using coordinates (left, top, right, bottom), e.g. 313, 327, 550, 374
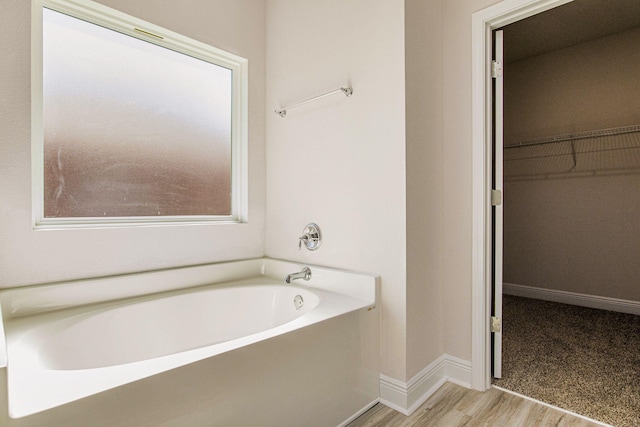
31, 0, 248, 229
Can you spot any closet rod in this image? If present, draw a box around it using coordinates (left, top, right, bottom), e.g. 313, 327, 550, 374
274, 87, 353, 118
504, 124, 640, 149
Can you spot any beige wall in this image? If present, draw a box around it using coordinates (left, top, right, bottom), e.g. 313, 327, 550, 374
441, 0, 500, 362
405, 0, 505, 372
264, 0, 502, 381
265, 0, 407, 379
504, 176, 640, 301
261, 0, 508, 381
0, 0, 266, 287
505, 27, 640, 142
404, 0, 445, 378
503, 27, 640, 302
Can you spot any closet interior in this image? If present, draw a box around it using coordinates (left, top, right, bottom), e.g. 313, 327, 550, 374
494, 1, 640, 425
501, 0, 640, 308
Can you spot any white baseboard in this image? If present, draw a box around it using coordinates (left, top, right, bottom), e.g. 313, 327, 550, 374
379, 354, 471, 416
503, 283, 640, 316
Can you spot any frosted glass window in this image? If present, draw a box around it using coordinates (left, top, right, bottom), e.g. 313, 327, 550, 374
41, 7, 236, 220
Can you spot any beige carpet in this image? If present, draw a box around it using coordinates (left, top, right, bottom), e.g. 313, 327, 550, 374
493, 295, 640, 427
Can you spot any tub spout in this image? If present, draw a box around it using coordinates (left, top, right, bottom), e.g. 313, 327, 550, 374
284, 267, 312, 284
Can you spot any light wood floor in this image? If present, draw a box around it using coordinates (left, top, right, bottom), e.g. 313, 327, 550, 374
348, 382, 605, 427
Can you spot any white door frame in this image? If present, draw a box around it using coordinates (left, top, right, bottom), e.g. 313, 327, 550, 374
470, 0, 575, 391
492, 29, 504, 379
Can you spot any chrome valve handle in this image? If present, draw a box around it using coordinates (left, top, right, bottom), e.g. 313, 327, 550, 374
298, 223, 321, 251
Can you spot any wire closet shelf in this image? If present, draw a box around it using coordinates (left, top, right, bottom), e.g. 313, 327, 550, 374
503, 124, 640, 179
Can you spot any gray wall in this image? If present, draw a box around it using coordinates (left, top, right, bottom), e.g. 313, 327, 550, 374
503, 27, 640, 302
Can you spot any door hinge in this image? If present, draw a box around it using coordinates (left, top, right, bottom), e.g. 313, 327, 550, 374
491, 60, 503, 78
491, 189, 502, 206
490, 316, 501, 333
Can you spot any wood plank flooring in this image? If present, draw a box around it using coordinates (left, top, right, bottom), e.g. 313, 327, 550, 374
348, 382, 606, 427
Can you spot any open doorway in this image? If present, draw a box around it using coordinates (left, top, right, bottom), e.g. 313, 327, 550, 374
491, 1, 640, 425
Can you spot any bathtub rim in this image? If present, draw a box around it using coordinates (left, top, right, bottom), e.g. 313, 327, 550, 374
0, 257, 377, 320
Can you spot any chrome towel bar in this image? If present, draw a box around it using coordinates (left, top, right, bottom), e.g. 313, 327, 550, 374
274, 86, 353, 118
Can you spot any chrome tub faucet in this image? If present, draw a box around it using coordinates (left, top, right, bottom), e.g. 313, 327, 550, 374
284, 267, 312, 284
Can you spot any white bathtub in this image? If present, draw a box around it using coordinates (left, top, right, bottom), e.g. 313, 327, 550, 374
0, 258, 379, 425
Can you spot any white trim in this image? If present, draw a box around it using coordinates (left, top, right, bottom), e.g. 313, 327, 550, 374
503, 283, 640, 315
493, 386, 615, 427
471, 0, 576, 392
492, 28, 505, 380
379, 354, 471, 416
